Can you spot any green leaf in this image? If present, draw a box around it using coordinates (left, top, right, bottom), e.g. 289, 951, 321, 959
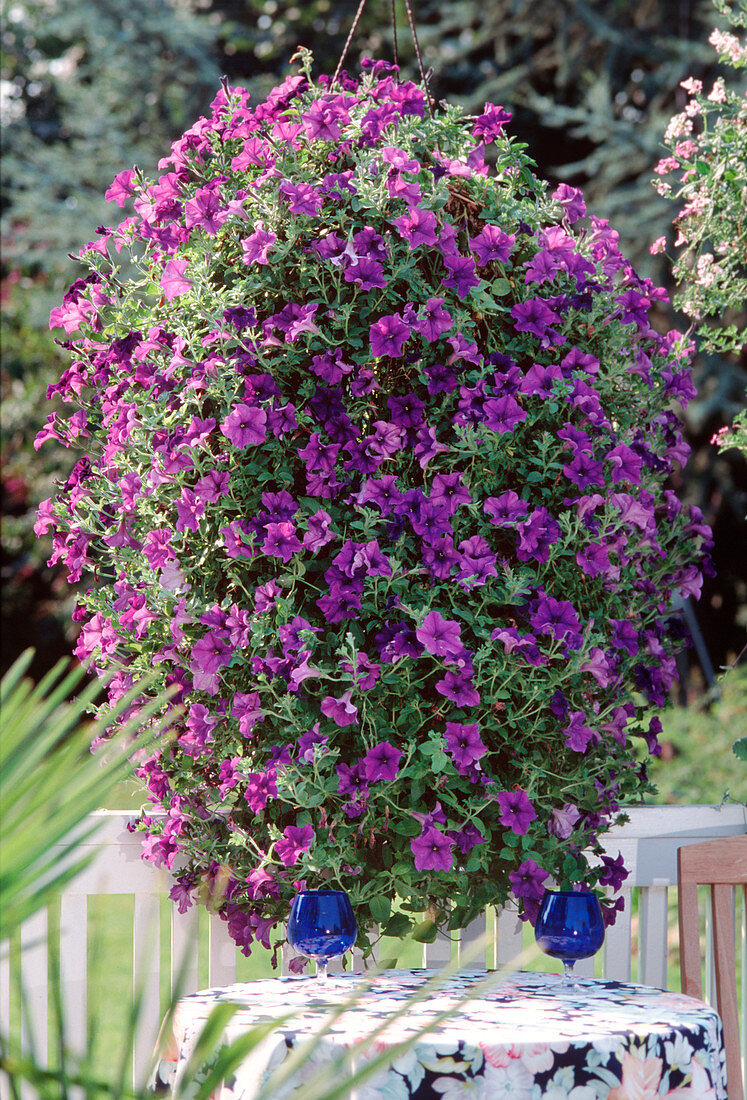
369, 895, 391, 924
411, 918, 437, 943
733, 737, 747, 761
390, 817, 421, 837
382, 912, 412, 937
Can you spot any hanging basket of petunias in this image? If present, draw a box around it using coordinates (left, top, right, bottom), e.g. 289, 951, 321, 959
38, 48, 711, 959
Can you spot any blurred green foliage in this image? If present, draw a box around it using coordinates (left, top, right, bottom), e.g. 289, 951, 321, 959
1, 0, 745, 682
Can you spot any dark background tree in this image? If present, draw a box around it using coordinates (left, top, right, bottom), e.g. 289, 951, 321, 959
2, 0, 744, 682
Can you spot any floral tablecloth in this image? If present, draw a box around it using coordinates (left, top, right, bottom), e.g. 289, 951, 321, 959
154, 969, 727, 1099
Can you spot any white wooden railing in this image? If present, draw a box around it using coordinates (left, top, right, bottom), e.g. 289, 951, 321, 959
2, 803, 745, 1093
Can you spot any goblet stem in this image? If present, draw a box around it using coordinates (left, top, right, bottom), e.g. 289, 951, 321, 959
562, 961, 576, 988
316, 957, 330, 981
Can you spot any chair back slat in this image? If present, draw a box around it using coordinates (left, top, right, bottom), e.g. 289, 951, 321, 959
677, 834, 747, 1100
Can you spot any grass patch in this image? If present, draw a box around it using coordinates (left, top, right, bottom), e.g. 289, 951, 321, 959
645, 665, 747, 805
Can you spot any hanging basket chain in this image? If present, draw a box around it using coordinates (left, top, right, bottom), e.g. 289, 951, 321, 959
402, 0, 434, 119
391, 0, 399, 74
333, 0, 433, 116
332, 0, 369, 88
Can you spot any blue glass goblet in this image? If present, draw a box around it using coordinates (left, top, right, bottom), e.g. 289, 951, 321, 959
535, 889, 605, 988
287, 889, 357, 981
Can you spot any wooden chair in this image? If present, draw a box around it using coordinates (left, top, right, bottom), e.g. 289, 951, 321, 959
678, 834, 747, 1100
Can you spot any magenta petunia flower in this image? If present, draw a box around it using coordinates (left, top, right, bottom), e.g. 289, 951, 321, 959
275, 824, 315, 866
105, 169, 137, 207
220, 404, 267, 448
321, 690, 358, 727
159, 259, 192, 301
411, 826, 455, 872
415, 610, 464, 659
369, 313, 411, 358
279, 180, 323, 216
194, 469, 230, 504
471, 102, 512, 141
495, 789, 537, 835
190, 632, 232, 676
175, 487, 205, 533
552, 183, 586, 224
240, 223, 276, 265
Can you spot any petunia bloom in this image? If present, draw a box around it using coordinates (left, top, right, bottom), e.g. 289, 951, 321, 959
411, 826, 455, 872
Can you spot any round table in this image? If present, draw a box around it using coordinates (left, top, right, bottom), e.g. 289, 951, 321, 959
155, 969, 728, 1098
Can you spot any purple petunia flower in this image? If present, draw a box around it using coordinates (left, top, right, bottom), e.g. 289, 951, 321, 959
430, 472, 471, 515
194, 469, 230, 503
174, 488, 205, 534
362, 740, 402, 782
484, 491, 528, 526
415, 297, 453, 341
190, 631, 232, 676
529, 594, 583, 648
510, 297, 562, 340
231, 691, 264, 737
303, 510, 336, 552
576, 542, 611, 578
275, 824, 315, 866
442, 254, 480, 298
524, 249, 561, 285
548, 803, 582, 839
508, 859, 549, 902
518, 362, 563, 398
552, 183, 586, 224
482, 394, 528, 434
279, 180, 323, 216
495, 789, 536, 835
262, 521, 302, 563
415, 611, 465, 659
469, 224, 515, 266
457, 535, 497, 588
369, 313, 411, 358
411, 826, 455, 872
435, 668, 480, 707
244, 769, 278, 813
443, 721, 486, 769
220, 404, 267, 448
321, 691, 358, 727
563, 711, 597, 753
392, 206, 438, 249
